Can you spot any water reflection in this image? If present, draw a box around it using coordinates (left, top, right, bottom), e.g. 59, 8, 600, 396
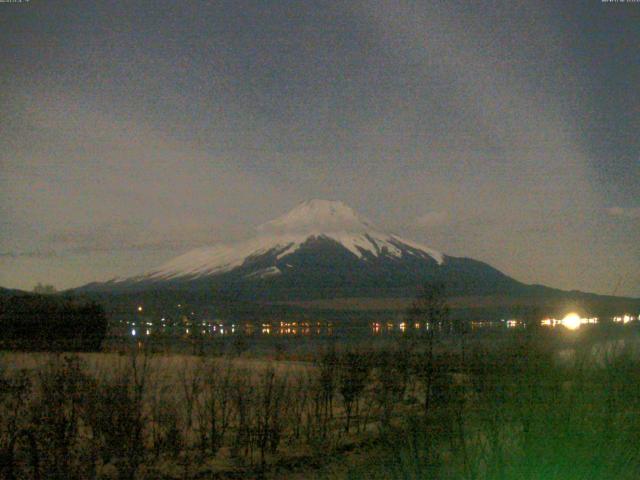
117, 312, 639, 338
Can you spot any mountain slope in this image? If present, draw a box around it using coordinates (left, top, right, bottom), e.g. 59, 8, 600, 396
0, 286, 28, 297
141, 200, 443, 282
76, 200, 590, 302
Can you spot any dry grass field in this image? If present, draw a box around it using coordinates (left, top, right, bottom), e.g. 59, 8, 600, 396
1, 327, 640, 479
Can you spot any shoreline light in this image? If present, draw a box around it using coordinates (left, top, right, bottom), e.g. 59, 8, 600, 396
562, 312, 582, 330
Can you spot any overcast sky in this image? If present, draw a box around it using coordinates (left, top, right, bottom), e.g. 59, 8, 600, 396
1, 1, 638, 296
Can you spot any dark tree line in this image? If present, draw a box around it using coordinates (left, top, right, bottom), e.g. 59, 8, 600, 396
0, 295, 107, 351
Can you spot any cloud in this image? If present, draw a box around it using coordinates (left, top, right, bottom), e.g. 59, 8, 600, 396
414, 211, 448, 228
606, 207, 640, 219
0, 251, 58, 259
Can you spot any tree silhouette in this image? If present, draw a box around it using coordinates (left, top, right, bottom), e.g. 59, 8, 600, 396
407, 282, 450, 416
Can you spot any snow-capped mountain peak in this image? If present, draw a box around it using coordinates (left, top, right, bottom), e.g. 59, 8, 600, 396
121, 200, 444, 283
257, 199, 374, 235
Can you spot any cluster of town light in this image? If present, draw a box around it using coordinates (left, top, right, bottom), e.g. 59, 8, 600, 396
130, 304, 637, 337
373, 321, 442, 334
372, 312, 639, 334
540, 312, 639, 330
541, 313, 598, 330
613, 314, 637, 325
130, 306, 338, 337
128, 323, 336, 337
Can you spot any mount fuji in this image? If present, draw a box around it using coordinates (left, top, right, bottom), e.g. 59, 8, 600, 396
79, 200, 534, 300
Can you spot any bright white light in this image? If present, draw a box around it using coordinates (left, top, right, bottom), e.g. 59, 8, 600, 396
131, 329, 136, 336
137, 306, 143, 312
146, 329, 150, 335
562, 313, 581, 330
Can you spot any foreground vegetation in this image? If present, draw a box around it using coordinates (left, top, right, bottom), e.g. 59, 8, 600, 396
0, 295, 107, 351
1, 324, 639, 479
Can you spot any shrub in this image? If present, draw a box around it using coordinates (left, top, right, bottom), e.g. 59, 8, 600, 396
0, 295, 107, 351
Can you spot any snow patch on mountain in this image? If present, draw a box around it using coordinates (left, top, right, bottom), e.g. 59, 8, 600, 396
145, 236, 299, 280
245, 266, 281, 279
